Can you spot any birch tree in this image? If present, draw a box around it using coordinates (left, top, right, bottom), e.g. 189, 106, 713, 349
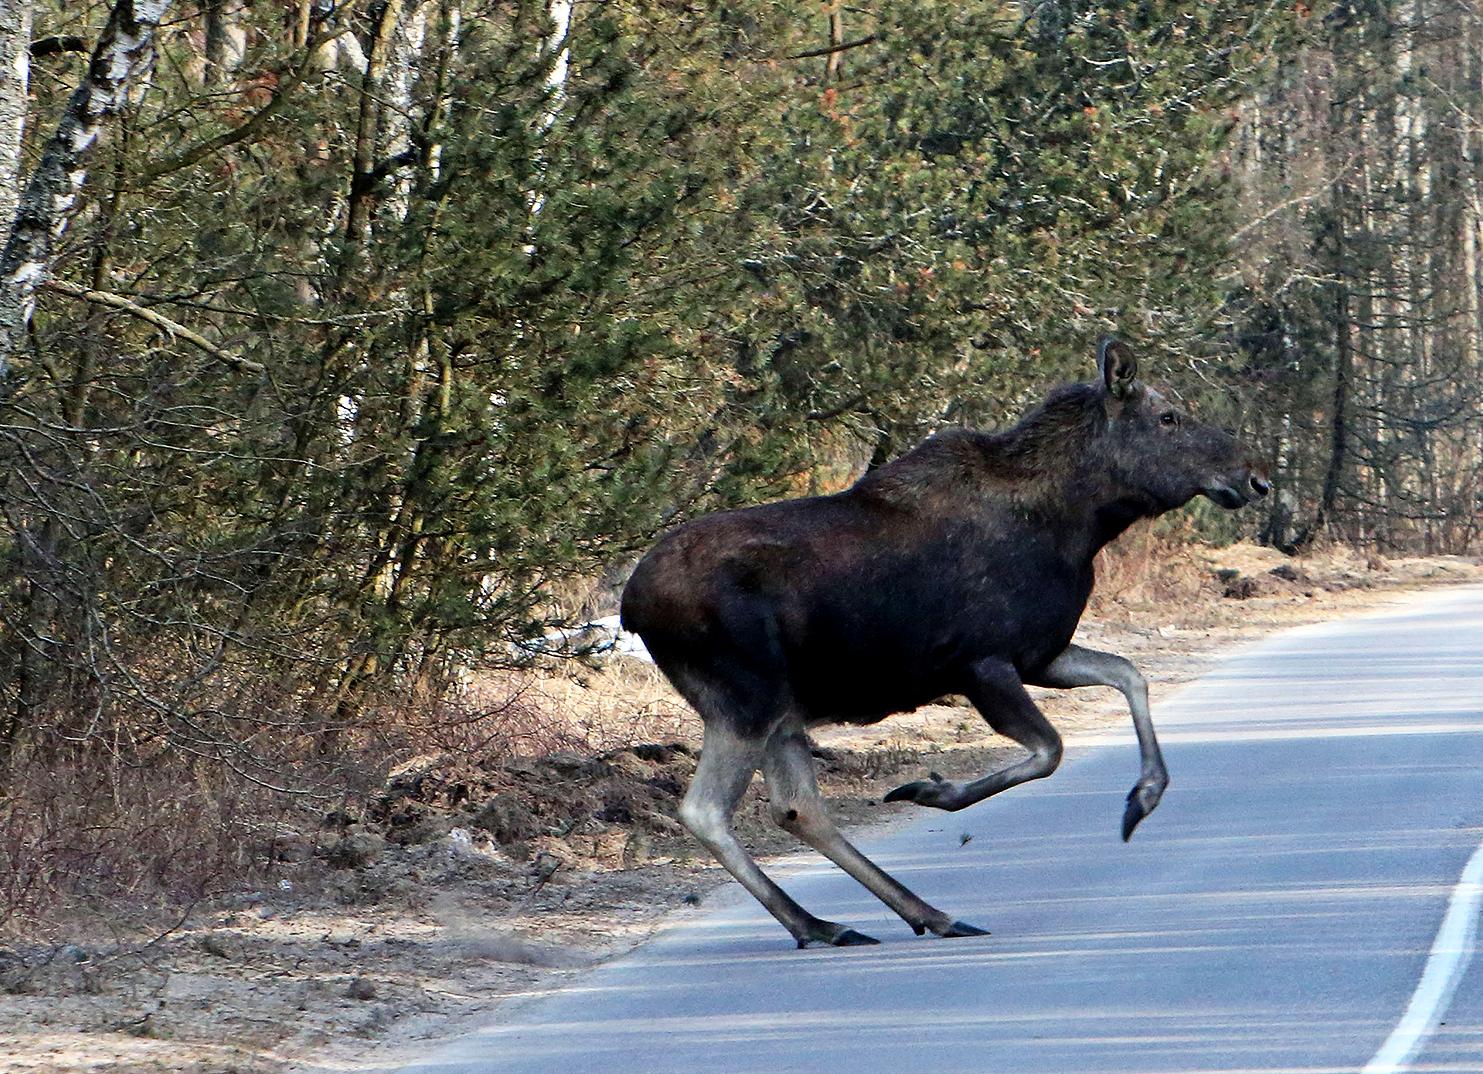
0, 0, 31, 230
0, 0, 172, 377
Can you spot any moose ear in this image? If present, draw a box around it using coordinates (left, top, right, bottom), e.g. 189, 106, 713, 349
1097, 337, 1138, 399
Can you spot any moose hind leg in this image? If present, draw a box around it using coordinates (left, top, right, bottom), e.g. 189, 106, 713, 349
763, 724, 987, 939
886, 657, 1062, 811
680, 721, 879, 948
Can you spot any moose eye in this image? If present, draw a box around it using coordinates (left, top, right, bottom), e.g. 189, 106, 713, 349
1160, 412, 1180, 428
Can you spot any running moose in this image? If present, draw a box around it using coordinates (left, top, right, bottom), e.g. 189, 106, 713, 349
621, 340, 1270, 947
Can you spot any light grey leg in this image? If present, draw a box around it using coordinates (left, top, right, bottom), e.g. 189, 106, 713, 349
762, 723, 988, 939
885, 657, 1063, 811
679, 724, 879, 948
1030, 643, 1167, 840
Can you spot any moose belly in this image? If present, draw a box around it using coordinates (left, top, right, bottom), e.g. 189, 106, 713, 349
783, 571, 1087, 724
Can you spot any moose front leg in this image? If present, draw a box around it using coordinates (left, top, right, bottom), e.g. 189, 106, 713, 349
1030, 644, 1167, 840
886, 657, 1063, 812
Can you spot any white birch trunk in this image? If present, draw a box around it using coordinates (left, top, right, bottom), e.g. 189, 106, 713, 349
0, 0, 173, 377
525, 1, 571, 226
378, 0, 429, 226
0, 0, 31, 231
545, 0, 572, 111
202, 0, 246, 88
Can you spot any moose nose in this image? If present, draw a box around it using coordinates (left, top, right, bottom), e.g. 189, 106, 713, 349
1249, 474, 1271, 498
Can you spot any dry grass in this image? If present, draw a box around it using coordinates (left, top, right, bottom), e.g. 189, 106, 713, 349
469, 662, 695, 755
1091, 521, 1218, 613
0, 750, 292, 933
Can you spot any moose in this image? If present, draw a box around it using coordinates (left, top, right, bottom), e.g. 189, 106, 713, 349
620, 340, 1269, 947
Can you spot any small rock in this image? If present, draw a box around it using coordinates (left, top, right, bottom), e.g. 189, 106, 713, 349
327, 832, 386, 869
199, 934, 234, 959
323, 808, 359, 829
275, 841, 312, 863
0, 960, 34, 995
1222, 575, 1262, 600
376, 800, 453, 846
346, 977, 377, 1001
220, 891, 266, 910
471, 794, 539, 845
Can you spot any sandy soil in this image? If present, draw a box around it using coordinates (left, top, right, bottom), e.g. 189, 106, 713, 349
1, 545, 1478, 1074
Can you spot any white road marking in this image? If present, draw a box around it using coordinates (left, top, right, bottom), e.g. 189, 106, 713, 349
1070, 722, 1483, 748
1363, 839, 1483, 1073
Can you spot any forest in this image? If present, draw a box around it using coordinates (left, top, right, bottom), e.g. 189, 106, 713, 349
0, 0, 1479, 910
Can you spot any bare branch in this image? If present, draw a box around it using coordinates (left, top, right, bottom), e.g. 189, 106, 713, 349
42, 279, 265, 376
29, 36, 88, 59
787, 34, 877, 61
138, 22, 355, 183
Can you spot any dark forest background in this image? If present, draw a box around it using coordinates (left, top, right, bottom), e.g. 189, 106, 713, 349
0, 0, 1479, 909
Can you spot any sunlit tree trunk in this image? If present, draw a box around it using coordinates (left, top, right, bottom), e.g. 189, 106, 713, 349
0, 0, 32, 231
0, 0, 173, 377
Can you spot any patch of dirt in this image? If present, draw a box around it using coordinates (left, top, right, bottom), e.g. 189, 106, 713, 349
1, 547, 1478, 1074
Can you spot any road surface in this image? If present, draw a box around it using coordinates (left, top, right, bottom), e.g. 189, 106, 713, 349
399, 585, 1483, 1074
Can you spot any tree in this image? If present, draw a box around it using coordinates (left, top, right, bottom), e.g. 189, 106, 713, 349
0, 0, 172, 375
1228, 0, 1483, 552
0, 0, 32, 228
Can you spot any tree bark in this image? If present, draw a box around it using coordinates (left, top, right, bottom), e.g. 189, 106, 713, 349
1316, 26, 1356, 538
343, 0, 407, 251
1318, 268, 1352, 534
202, 0, 244, 88
0, 0, 173, 379
0, 1, 32, 231
825, 2, 845, 82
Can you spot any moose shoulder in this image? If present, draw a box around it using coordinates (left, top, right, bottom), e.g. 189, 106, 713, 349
620, 339, 1269, 948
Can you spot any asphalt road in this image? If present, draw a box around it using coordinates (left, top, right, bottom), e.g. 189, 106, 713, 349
399, 585, 1483, 1074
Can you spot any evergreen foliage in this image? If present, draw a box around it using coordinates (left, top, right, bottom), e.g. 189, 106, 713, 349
16, 0, 1464, 802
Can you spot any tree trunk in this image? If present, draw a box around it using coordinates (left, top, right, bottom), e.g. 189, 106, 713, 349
343, 0, 407, 251
1318, 272, 1352, 534
0, 0, 32, 231
1316, 23, 1356, 538
202, 0, 244, 88
0, 0, 173, 378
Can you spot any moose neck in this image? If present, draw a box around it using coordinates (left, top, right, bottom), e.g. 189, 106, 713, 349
1016, 465, 1161, 569
981, 384, 1164, 560
853, 384, 1168, 566
1086, 491, 1161, 553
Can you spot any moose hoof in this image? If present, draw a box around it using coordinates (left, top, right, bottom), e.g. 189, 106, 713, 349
797, 920, 880, 948
1121, 778, 1167, 841
884, 771, 955, 810
938, 920, 990, 938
